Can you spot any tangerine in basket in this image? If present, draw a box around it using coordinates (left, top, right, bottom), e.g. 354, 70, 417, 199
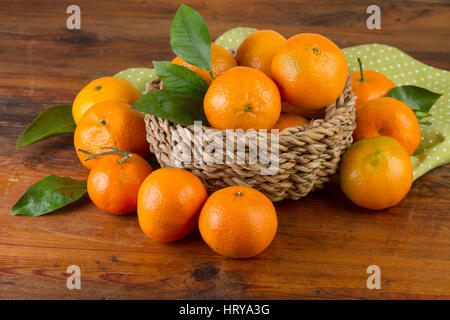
86, 151, 152, 215
353, 97, 420, 155
172, 43, 237, 84
74, 101, 149, 169
137, 168, 208, 243
281, 100, 325, 119
273, 112, 309, 131
72, 77, 141, 124
203, 66, 281, 130
340, 136, 413, 210
271, 33, 348, 110
350, 58, 395, 108
236, 30, 287, 78
199, 185, 277, 259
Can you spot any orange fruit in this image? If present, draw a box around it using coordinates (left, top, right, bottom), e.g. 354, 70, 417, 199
350, 58, 395, 108
87, 152, 152, 215
72, 77, 141, 124
137, 168, 208, 243
204, 66, 281, 130
199, 185, 277, 259
236, 30, 287, 78
273, 112, 309, 131
172, 43, 237, 84
353, 97, 420, 155
340, 136, 413, 210
74, 101, 149, 169
281, 101, 325, 119
271, 33, 348, 110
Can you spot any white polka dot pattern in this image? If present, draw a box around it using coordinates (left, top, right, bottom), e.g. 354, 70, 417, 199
214, 27, 258, 49
114, 68, 156, 94
345, 44, 449, 180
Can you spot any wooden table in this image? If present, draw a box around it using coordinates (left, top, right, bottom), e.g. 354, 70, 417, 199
1, 0, 449, 300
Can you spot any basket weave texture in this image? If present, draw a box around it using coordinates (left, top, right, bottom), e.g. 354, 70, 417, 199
144, 76, 356, 202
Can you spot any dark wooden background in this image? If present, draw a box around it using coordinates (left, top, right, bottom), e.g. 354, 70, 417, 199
0, 0, 449, 299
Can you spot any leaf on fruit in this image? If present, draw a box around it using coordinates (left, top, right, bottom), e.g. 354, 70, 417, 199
132, 90, 209, 126
386, 85, 442, 120
11, 175, 87, 217
153, 61, 209, 96
16, 104, 76, 147
170, 4, 212, 71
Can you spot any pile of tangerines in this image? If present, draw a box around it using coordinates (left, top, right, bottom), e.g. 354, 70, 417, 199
70, 29, 420, 258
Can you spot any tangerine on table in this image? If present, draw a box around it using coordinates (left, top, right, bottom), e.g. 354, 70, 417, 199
87, 152, 152, 215
72, 77, 141, 124
172, 43, 237, 84
353, 97, 421, 155
272, 112, 309, 131
137, 168, 208, 243
350, 58, 396, 108
199, 185, 277, 259
236, 30, 287, 78
271, 33, 348, 110
74, 101, 149, 169
203, 66, 281, 130
339, 136, 413, 210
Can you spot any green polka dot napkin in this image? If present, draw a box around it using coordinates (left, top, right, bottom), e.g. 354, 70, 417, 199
115, 68, 156, 94
344, 44, 449, 180
114, 27, 449, 180
215, 27, 258, 49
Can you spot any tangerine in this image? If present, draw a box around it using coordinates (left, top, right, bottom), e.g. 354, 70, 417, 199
236, 30, 286, 78
172, 43, 237, 84
271, 33, 348, 110
203, 66, 281, 130
137, 168, 208, 243
72, 77, 141, 124
199, 186, 277, 259
340, 136, 413, 210
74, 101, 149, 169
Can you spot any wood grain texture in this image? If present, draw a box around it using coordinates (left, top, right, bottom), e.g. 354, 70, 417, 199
0, 0, 449, 299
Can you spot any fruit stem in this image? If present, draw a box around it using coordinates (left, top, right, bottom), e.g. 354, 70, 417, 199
78, 142, 132, 164
357, 58, 367, 83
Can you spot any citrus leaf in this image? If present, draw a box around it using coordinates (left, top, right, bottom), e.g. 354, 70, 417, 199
132, 90, 209, 126
153, 61, 209, 96
385, 85, 442, 120
11, 175, 87, 216
16, 104, 76, 147
170, 4, 211, 71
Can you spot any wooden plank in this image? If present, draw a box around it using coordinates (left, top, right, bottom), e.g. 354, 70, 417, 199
0, 0, 449, 299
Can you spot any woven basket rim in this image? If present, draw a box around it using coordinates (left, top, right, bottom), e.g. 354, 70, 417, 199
143, 75, 354, 135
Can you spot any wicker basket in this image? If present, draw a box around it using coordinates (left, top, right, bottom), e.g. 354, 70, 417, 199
144, 76, 356, 202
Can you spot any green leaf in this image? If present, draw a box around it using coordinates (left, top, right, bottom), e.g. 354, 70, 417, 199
16, 104, 76, 147
170, 4, 211, 71
11, 175, 87, 216
385, 85, 442, 120
153, 61, 209, 96
132, 90, 209, 126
